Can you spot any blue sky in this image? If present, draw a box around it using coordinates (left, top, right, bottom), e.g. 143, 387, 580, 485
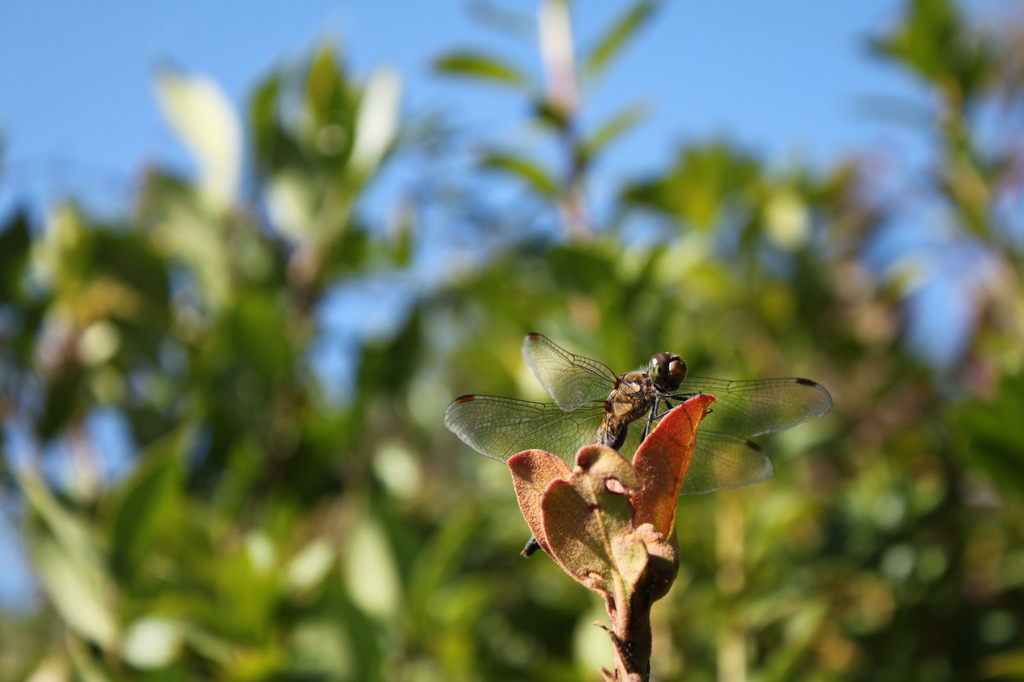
0, 1, 936, 217
0, 0, 1008, 609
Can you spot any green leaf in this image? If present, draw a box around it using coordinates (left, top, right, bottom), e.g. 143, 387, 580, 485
66, 632, 116, 682
18, 469, 94, 561
343, 513, 401, 620
531, 97, 571, 132
153, 67, 242, 212
0, 210, 31, 301
384, 200, 416, 268
433, 50, 531, 89
37, 368, 85, 440
286, 540, 336, 594
479, 151, 558, 198
582, 102, 648, 162
121, 617, 184, 669
619, 141, 761, 230
350, 66, 402, 178
265, 170, 318, 242
584, 0, 660, 79
20, 471, 119, 649
105, 427, 188, 579
249, 71, 284, 172
305, 42, 355, 132
145, 174, 231, 310
953, 368, 1024, 494
288, 618, 355, 678
223, 292, 293, 378
869, 0, 992, 101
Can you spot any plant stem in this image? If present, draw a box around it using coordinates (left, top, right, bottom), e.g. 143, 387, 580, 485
601, 576, 654, 681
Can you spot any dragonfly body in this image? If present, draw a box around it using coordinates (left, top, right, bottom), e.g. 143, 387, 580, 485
594, 370, 655, 450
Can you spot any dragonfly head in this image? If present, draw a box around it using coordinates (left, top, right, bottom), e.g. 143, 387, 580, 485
648, 352, 687, 392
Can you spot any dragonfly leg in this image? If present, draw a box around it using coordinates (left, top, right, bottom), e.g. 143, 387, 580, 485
642, 393, 713, 440
646, 394, 718, 427
661, 392, 716, 421
641, 398, 662, 441
522, 535, 542, 557
652, 404, 677, 420
643, 398, 682, 433
666, 391, 700, 401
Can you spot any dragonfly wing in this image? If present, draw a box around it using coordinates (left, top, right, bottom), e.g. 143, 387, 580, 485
521, 333, 618, 411
677, 376, 832, 437
680, 430, 775, 495
444, 394, 604, 466
611, 407, 774, 494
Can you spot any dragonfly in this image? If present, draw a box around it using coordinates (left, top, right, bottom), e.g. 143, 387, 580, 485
445, 333, 833, 553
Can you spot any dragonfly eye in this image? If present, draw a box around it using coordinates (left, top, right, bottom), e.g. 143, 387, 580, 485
649, 352, 687, 391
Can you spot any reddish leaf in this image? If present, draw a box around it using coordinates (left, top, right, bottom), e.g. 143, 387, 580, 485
632, 394, 715, 539
508, 449, 572, 554
541, 445, 641, 595
542, 478, 615, 593
631, 523, 677, 602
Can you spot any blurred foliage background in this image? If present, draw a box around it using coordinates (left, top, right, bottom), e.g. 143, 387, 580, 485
3, 0, 1024, 680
